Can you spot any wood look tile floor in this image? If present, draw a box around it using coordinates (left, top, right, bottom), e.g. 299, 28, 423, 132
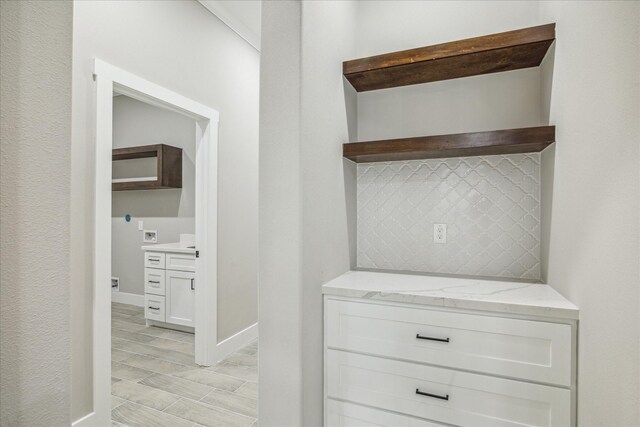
111, 302, 258, 427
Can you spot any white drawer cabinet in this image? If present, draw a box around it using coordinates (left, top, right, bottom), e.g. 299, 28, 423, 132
144, 268, 166, 296
143, 249, 195, 329
327, 299, 572, 386
324, 294, 577, 427
144, 252, 165, 269
145, 294, 166, 322
327, 349, 570, 427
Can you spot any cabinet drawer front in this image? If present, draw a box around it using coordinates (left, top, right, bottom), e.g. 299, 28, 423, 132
326, 299, 572, 386
144, 252, 165, 269
326, 400, 445, 427
144, 268, 166, 296
144, 294, 165, 322
166, 253, 196, 272
327, 350, 570, 427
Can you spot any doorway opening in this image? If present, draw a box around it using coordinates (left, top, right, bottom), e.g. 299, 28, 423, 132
88, 60, 220, 426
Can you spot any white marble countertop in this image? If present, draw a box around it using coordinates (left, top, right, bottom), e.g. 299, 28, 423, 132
322, 270, 579, 320
141, 242, 196, 255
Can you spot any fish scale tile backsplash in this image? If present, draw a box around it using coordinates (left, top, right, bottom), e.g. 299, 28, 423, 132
357, 153, 541, 280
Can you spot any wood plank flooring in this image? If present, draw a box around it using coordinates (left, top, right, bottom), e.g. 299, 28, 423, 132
111, 302, 258, 427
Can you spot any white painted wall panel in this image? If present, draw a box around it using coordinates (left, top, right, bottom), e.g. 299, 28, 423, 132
0, 1, 73, 425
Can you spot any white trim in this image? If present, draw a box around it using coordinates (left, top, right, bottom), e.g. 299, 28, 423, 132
198, 0, 261, 52
71, 412, 95, 427
92, 59, 220, 426
111, 291, 144, 307
216, 322, 258, 361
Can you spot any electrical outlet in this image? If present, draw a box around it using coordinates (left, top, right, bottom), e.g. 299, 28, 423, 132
433, 223, 447, 243
138, 220, 144, 231
111, 277, 119, 292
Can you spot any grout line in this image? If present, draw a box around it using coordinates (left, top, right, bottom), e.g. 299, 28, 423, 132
162, 397, 183, 413
176, 394, 257, 420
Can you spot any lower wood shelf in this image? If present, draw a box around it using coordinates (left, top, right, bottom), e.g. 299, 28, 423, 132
343, 126, 555, 163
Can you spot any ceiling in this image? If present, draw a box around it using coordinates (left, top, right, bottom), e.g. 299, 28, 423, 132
198, 0, 261, 51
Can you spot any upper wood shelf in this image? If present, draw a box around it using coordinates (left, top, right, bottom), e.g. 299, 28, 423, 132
343, 126, 555, 163
112, 144, 182, 191
344, 23, 555, 92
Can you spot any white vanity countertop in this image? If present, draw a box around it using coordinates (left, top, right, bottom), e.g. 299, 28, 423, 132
322, 270, 579, 320
141, 242, 196, 255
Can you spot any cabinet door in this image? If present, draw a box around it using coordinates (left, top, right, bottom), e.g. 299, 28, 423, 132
165, 270, 195, 327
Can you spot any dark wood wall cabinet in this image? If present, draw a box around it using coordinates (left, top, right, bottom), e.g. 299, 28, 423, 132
343, 126, 555, 163
112, 144, 182, 191
344, 23, 555, 92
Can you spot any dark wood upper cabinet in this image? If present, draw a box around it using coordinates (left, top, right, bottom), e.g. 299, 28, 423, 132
343, 126, 555, 163
344, 24, 555, 92
112, 144, 182, 191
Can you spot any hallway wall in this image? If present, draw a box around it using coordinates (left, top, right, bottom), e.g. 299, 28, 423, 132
0, 1, 73, 426
539, 2, 640, 425
71, 1, 259, 421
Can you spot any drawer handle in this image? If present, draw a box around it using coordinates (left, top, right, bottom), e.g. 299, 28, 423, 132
149, 258, 160, 261
416, 388, 449, 401
191, 278, 195, 290
148, 280, 160, 284
416, 334, 450, 343
148, 306, 160, 311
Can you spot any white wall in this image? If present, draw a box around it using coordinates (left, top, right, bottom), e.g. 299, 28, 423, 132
259, 1, 357, 425
0, 1, 73, 426
539, 2, 639, 425
71, 1, 259, 420
112, 95, 195, 296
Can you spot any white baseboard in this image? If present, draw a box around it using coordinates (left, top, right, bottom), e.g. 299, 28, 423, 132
216, 322, 258, 362
111, 291, 144, 307
71, 412, 95, 427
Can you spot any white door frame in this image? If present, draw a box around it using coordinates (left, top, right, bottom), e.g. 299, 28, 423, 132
86, 59, 219, 426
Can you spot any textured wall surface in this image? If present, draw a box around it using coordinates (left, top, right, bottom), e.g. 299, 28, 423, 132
0, 1, 73, 426
357, 154, 541, 280
539, 2, 640, 425
259, 1, 357, 425
71, 2, 260, 419
112, 96, 195, 296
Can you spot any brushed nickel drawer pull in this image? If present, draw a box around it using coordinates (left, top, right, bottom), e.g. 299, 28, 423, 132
148, 306, 160, 311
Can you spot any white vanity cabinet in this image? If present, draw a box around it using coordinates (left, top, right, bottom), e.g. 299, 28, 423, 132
143, 244, 196, 329
323, 271, 579, 427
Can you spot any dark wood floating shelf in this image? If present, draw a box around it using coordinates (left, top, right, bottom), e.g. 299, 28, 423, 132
112, 144, 182, 191
343, 126, 555, 163
344, 23, 555, 92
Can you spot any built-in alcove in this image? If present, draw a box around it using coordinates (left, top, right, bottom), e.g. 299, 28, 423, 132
345, 23, 557, 281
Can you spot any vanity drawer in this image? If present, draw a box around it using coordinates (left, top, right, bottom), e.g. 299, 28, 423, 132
144, 294, 165, 322
144, 268, 165, 296
166, 252, 196, 272
327, 350, 570, 427
326, 299, 572, 386
144, 252, 165, 269
326, 399, 445, 427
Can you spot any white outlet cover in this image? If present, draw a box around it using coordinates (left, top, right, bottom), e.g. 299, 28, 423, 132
143, 230, 158, 243
138, 220, 144, 231
433, 223, 447, 243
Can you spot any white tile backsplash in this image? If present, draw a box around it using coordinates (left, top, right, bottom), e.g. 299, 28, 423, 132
357, 154, 541, 280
